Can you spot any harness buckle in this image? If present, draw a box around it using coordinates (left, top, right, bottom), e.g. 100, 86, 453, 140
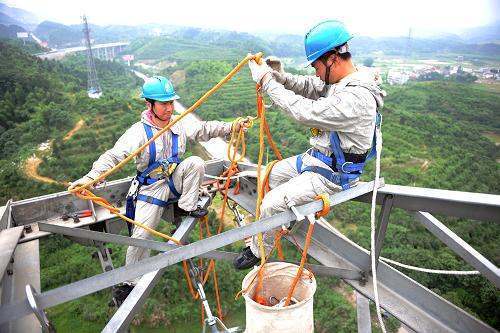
127, 178, 140, 198
340, 162, 353, 173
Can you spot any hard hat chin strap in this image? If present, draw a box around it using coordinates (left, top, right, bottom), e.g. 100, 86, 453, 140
147, 99, 170, 122
322, 56, 334, 85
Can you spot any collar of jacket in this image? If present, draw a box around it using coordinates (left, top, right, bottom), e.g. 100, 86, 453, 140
140, 110, 182, 135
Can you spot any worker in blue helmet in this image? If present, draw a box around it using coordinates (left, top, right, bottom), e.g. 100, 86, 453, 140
234, 20, 386, 269
69, 76, 249, 301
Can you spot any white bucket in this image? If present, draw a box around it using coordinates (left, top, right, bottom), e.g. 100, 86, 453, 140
242, 262, 317, 333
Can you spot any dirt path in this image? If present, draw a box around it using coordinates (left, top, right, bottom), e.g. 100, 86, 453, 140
63, 119, 84, 142
24, 119, 84, 185
24, 155, 64, 185
420, 159, 431, 172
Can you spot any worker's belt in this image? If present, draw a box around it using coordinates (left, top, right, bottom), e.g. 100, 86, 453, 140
309, 149, 367, 173
136, 194, 178, 207
136, 172, 181, 199
296, 153, 360, 186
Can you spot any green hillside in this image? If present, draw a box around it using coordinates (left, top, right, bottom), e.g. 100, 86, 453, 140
0, 42, 142, 201
0, 43, 499, 332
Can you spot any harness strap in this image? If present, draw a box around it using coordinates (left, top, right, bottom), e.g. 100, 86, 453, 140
296, 113, 381, 190
143, 123, 156, 167
137, 194, 178, 207
129, 122, 183, 209
168, 176, 181, 198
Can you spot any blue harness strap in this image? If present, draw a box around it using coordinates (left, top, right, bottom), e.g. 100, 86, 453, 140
143, 123, 156, 167
297, 113, 380, 190
129, 123, 182, 210
296, 153, 342, 184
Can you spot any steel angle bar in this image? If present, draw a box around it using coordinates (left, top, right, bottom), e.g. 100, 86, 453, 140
229, 179, 382, 217
103, 196, 210, 333
39, 223, 363, 281
0, 199, 13, 230
291, 221, 496, 333
375, 194, 394, 266
1, 240, 41, 333
356, 184, 500, 222
356, 291, 372, 333
414, 211, 500, 289
0, 227, 23, 280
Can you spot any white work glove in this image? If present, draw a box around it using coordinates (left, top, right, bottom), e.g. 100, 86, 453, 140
248, 56, 272, 84
265, 56, 283, 72
68, 175, 95, 191
265, 56, 286, 84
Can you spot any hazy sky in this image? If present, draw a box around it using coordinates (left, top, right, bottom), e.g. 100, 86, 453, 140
5, 0, 499, 37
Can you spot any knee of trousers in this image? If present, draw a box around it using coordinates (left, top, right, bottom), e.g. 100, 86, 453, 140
183, 156, 205, 172
260, 191, 288, 218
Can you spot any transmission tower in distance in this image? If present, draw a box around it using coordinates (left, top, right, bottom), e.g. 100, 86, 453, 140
406, 27, 413, 59
82, 14, 102, 99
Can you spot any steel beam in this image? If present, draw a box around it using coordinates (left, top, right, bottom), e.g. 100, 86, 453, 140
38, 223, 362, 281
0, 181, 376, 325
356, 291, 372, 333
103, 196, 210, 333
375, 194, 394, 266
0, 240, 41, 333
356, 184, 500, 222
0, 227, 23, 280
414, 211, 500, 289
0, 199, 12, 230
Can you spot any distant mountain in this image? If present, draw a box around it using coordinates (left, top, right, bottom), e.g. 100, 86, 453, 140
33, 21, 168, 48
460, 21, 500, 44
170, 27, 273, 54
0, 12, 23, 27
0, 3, 39, 30
268, 34, 304, 57
0, 22, 25, 38
34, 21, 82, 48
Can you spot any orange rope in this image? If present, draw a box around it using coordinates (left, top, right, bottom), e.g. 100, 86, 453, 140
275, 230, 285, 261
234, 228, 288, 300
284, 194, 329, 306
284, 221, 315, 306
182, 216, 223, 322
213, 266, 223, 319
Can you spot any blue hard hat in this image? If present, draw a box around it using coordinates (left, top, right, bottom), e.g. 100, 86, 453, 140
140, 76, 180, 102
304, 20, 353, 64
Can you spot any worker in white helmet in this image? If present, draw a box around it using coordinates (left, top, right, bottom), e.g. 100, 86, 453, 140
234, 20, 385, 269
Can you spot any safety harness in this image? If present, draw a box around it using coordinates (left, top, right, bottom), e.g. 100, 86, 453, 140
125, 122, 182, 225
296, 112, 381, 190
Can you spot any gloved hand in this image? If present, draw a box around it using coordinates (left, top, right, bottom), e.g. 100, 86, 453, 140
68, 175, 95, 191
248, 56, 272, 84
265, 56, 286, 84
232, 116, 253, 132
265, 56, 283, 72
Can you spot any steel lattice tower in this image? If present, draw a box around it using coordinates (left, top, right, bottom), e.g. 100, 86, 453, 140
82, 15, 102, 98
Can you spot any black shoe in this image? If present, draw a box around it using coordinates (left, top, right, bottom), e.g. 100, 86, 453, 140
176, 205, 208, 218
233, 246, 260, 270
111, 283, 134, 306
